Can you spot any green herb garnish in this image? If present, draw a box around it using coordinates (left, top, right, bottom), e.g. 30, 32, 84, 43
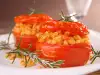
90, 45, 100, 64
59, 11, 77, 22
28, 8, 43, 15
0, 33, 64, 68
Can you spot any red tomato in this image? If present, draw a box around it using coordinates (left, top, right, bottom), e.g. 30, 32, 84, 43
14, 14, 53, 24
62, 22, 89, 36
14, 14, 33, 24
40, 20, 61, 32
40, 21, 88, 36
13, 32, 37, 52
31, 14, 53, 22
36, 42, 92, 67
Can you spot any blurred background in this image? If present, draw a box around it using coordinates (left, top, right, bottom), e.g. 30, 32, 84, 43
0, 0, 100, 34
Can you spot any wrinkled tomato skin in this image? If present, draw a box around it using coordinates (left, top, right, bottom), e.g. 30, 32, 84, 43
36, 42, 92, 67
31, 14, 53, 22
13, 32, 37, 52
14, 14, 31, 24
14, 14, 53, 24
62, 22, 89, 36
40, 20, 61, 32
40, 21, 88, 36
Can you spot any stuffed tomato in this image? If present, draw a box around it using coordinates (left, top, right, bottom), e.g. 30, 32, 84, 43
12, 14, 52, 51
36, 20, 92, 67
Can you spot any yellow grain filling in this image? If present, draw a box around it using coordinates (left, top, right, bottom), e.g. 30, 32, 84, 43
13, 23, 90, 45
12, 23, 41, 35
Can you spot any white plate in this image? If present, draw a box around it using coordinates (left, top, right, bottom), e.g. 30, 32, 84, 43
0, 30, 100, 75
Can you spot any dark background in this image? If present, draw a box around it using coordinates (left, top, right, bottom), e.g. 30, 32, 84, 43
0, 0, 100, 33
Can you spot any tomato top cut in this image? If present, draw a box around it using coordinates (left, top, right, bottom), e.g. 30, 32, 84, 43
62, 22, 89, 36
31, 14, 53, 22
40, 20, 61, 32
40, 20, 89, 36
14, 14, 30, 24
14, 14, 53, 24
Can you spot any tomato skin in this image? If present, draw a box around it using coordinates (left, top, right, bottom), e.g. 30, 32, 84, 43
40, 21, 88, 36
62, 22, 89, 36
40, 20, 61, 32
31, 14, 53, 22
14, 14, 53, 24
13, 32, 37, 52
36, 42, 92, 67
14, 14, 32, 24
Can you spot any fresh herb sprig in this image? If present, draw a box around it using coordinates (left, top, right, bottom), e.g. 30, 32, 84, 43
7, 48, 64, 68
0, 41, 11, 50
59, 11, 77, 22
90, 45, 100, 64
0, 32, 12, 50
28, 8, 43, 15
29, 8, 36, 15
0, 33, 64, 68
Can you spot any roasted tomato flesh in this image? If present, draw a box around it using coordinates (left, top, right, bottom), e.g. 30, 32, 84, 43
36, 42, 91, 67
